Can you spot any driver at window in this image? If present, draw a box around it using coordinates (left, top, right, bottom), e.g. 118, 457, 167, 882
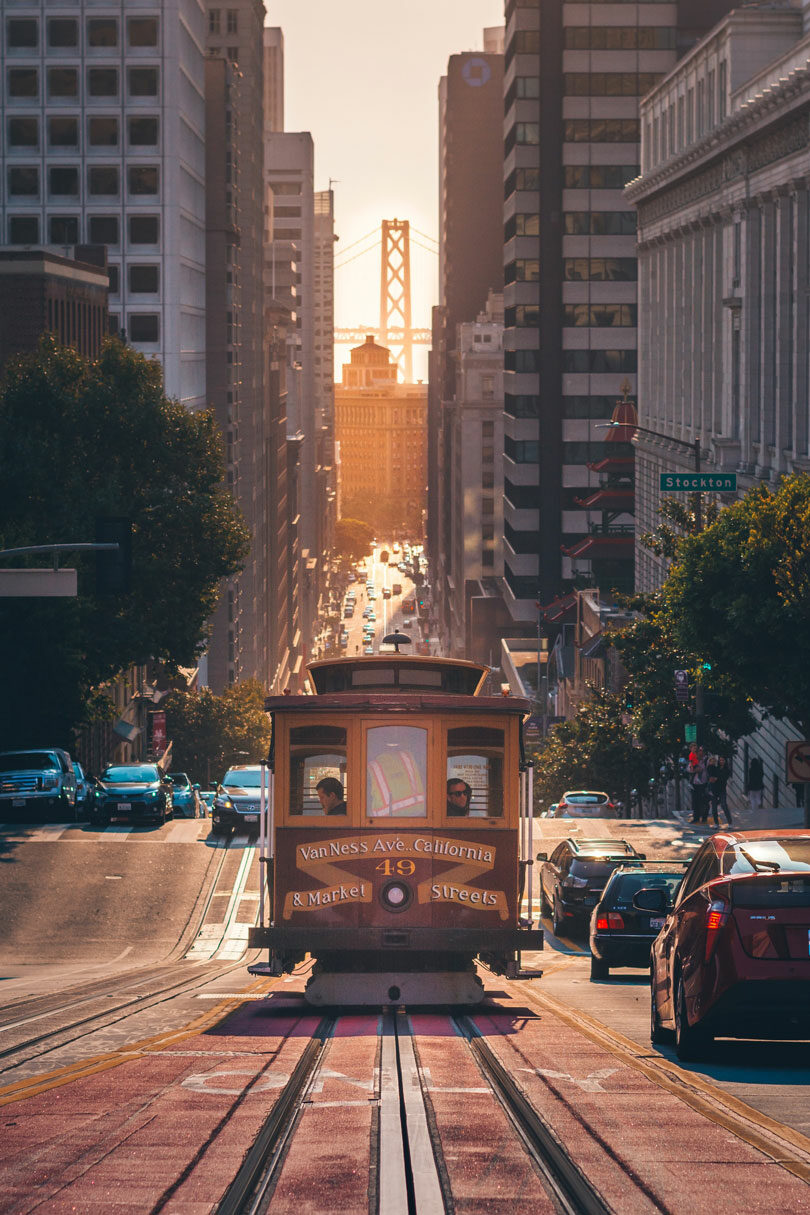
316, 776, 347, 815
446, 778, 471, 817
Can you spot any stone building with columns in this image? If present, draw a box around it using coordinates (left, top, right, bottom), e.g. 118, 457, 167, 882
626, 0, 810, 592
625, 0, 810, 808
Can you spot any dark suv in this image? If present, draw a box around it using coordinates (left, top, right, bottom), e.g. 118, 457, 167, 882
537, 838, 645, 937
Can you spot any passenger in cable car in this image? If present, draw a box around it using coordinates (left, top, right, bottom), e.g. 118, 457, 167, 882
316, 777, 347, 815
446, 778, 472, 816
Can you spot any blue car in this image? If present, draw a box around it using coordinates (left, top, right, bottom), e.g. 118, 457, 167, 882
167, 772, 201, 818
92, 763, 174, 827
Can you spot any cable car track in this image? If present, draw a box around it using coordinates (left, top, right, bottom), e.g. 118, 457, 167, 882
212, 1009, 615, 1215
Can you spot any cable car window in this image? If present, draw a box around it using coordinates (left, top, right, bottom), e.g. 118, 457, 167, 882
352, 668, 396, 687
446, 727, 504, 817
289, 725, 347, 817
367, 726, 427, 818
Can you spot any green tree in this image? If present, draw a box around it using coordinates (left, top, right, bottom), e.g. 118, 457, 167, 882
663, 474, 810, 734
164, 679, 272, 786
0, 337, 250, 744
533, 687, 648, 812
334, 517, 375, 562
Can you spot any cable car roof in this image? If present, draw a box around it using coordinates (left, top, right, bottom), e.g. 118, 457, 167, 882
307, 655, 489, 696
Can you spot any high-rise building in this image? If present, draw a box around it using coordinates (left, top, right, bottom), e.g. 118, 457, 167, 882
336, 337, 427, 537
501, 0, 736, 620
314, 187, 337, 566
203, 0, 269, 692
0, 1, 207, 409
429, 37, 504, 646
263, 26, 284, 133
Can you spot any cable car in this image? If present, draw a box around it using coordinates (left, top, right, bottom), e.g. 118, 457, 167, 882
248, 639, 542, 1004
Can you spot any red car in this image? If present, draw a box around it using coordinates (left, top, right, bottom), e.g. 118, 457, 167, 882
642, 830, 810, 1060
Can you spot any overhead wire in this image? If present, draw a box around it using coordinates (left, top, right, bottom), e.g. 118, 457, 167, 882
334, 239, 381, 271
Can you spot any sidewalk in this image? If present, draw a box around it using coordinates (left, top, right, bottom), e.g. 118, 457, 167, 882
669, 800, 805, 834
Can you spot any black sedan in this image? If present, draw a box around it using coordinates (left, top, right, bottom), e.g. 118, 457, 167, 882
537, 838, 646, 937
91, 763, 174, 827
589, 866, 686, 980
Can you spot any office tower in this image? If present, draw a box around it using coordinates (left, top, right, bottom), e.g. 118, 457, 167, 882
203, 0, 268, 691
263, 26, 284, 133
501, 0, 736, 620
429, 39, 504, 645
314, 187, 337, 566
0, 1, 207, 409
336, 337, 428, 537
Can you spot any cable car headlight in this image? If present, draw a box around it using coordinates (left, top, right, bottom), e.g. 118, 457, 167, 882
380, 880, 413, 913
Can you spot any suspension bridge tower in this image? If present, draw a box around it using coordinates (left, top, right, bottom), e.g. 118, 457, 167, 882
379, 219, 413, 383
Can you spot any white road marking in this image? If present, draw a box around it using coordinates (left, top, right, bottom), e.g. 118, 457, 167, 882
524, 1066, 619, 1093
181, 1068, 291, 1095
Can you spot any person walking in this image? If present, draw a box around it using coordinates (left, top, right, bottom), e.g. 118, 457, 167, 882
746, 755, 765, 813
690, 748, 710, 823
708, 755, 732, 827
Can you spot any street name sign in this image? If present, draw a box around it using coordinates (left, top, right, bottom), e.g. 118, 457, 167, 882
660, 473, 737, 492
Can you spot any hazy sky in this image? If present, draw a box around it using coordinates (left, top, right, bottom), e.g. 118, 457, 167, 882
266, 0, 505, 379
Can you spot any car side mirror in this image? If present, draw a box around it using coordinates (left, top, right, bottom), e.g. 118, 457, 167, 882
536, 851, 548, 862
636, 852, 646, 860
632, 887, 669, 914
193, 783, 200, 790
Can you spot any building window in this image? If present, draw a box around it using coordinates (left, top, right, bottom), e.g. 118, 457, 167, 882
504, 349, 540, 373
49, 166, 79, 197
9, 215, 39, 243
127, 116, 158, 146
482, 420, 495, 438
88, 67, 118, 97
128, 265, 159, 293
128, 314, 160, 343
8, 166, 39, 196
482, 471, 495, 489
47, 68, 79, 99
88, 116, 119, 146
563, 164, 638, 189
128, 17, 158, 47
482, 550, 495, 568
564, 257, 637, 282
48, 116, 78, 148
107, 264, 120, 293
128, 215, 159, 244
8, 117, 39, 148
209, 9, 221, 34
563, 212, 637, 236
87, 18, 118, 47
49, 216, 79, 244
88, 215, 119, 245
88, 166, 119, 196
8, 68, 39, 98
482, 523, 495, 541
515, 122, 540, 144
226, 9, 238, 33
562, 349, 637, 373
482, 497, 495, 516
47, 18, 78, 48
563, 303, 637, 327
563, 118, 640, 143
128, 67, 158, 97
7, 18, 38, 48
504, 213, 540, 240
108, 312, 120, 335
128, 166, 159, 195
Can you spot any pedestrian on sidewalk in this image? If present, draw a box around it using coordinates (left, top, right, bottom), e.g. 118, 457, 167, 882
708, 755, 732, 827
746, 755, 765, 813
689, 748, 710, 823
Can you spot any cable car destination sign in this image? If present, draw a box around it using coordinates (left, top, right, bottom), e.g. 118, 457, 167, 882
660, 473, 737, 491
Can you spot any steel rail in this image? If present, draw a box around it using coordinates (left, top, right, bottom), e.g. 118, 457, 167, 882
214, 1015, 336, 1215
454, 1014, 612, 1215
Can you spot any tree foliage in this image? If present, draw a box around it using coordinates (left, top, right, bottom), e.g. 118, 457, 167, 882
533, 687, 648, 810
0, 337, 250, 745
662, 475, 810, 734
334, 517, 375, 561
164, 680, 271, 786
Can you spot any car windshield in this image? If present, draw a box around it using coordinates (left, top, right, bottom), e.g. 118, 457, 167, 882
722, 839, 810, 875
604, 872, 683, 905
103, 766, 160, 783
223, 769, 262, 789
565, 793, 607, 804
572, 859, 637, 879
0, 752, 59, 772
168, 774, 190, 788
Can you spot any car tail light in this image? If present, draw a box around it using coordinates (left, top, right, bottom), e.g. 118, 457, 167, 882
596, 916, 610, 931
705, 898, 731, 961
608, 912, 624, 930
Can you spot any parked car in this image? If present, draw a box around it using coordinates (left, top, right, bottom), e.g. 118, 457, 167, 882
554, 790, 618, 818
92, 763, 174, 827
646, 829, 810, 1059
383, 587, 392, 599
72, 761, 95, 817
537, 838, 646, 936
393, 581, 403, 594
0, 748, 78, 821
198, 790, 215, 816
166, 772, 201, 818
589, 865, 688, 980
212, 765, 266, 835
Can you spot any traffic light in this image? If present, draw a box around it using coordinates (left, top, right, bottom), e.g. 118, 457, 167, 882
95, 516, 132, 594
